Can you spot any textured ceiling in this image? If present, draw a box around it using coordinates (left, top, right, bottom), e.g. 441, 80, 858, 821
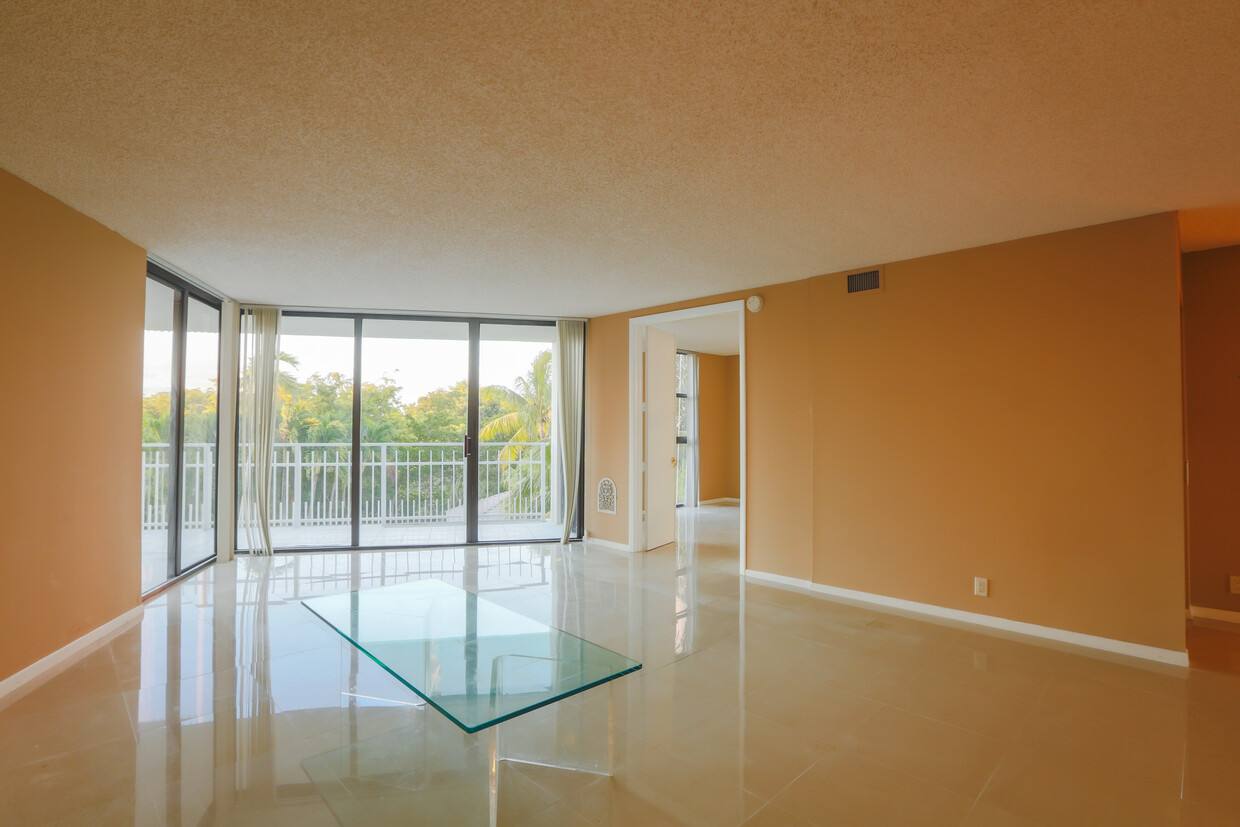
3, 2, 1240, 317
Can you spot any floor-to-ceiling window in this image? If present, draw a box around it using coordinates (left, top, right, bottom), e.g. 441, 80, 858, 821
240, 315, 356, 550
360, 319, 470, 546
478, 324, 559, 541
239, 313, 581, 552
141, 265, 222, 592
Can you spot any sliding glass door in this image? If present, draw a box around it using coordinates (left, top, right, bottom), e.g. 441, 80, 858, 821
254, 315, 356, 549
240, 314, 579, 552
179, 298, 220, 570
141, 265, 221, 592
360, 319, 469, 546
478, 324, 560, 542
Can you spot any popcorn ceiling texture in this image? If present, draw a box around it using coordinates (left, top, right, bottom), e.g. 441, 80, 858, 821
1, 1, 1239, 315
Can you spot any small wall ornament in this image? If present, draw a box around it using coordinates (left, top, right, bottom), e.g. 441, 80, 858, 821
597, 477, 617, 514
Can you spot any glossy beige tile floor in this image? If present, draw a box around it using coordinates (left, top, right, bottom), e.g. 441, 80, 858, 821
4, 504, 1240, 825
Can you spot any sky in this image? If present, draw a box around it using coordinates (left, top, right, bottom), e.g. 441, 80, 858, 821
142, 331, 551, 403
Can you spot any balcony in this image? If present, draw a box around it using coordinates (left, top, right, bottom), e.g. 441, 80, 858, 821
141, 441, 561, 585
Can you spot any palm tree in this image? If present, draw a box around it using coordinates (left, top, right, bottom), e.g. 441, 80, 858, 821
479, 350, 553, 516
479, 350, 552, 450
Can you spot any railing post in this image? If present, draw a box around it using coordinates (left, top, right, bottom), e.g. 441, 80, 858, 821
203, 444, 214, 531
380, 443, 388, 525
293, 446, 303, 528
541, 442, 549, 519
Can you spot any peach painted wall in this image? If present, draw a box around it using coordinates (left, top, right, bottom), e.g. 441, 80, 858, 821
586, 213, 1187, 652
697, 354, 740, 501
586, 281, 815, 579
811, 214, 1185, 652
0, 170, 146, 681
1183, 245, 1240, 615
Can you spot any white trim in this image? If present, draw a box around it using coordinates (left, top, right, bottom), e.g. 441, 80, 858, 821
628, 300, 746, 572
745, 570, 1189, 667
738, 305, 746, 576
1190, 605, 1240, 624
0, 605, 145, 705
584, 533, 633, 553
744, 569, 817, 592
699, 497, 741, 505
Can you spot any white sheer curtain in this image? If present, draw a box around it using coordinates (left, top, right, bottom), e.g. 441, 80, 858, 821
238, 307, 281, 555
556, 320, 585, 544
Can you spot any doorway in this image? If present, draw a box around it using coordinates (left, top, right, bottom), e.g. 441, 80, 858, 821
628, 301, 746, 569
1182, 246, 1240, 650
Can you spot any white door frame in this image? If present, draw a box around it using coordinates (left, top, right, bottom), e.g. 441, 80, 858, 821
628, 300, 747, 572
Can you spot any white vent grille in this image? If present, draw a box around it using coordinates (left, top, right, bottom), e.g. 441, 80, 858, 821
597, 477, 617, 514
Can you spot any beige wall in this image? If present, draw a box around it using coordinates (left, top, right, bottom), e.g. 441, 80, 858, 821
0, 170, 146, 681
697, 354, 740, 501
1183, 245, 1240, 614
586, 213, 1187, 652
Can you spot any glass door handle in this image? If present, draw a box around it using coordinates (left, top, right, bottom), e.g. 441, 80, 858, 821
464, 435, 472, 457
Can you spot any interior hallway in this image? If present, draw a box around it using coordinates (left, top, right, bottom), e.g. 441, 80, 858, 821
2, 503, 1239, 825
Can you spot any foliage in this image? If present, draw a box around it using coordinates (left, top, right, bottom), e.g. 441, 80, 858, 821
141, 348, 554, 518
479, 350, 553, 513
479, 350, 552, 448
141, 387, 218, 444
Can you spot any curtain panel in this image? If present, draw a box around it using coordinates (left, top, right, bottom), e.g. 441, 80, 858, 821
237, 307, 281, 555
556, 320, 585, 544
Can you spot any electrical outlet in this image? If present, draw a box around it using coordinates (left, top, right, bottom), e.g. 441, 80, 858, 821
1230, 575, 1240, 595
973, 577, 989, 597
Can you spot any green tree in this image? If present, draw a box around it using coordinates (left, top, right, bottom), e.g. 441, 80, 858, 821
478, 350, 553, 516
479, 350, 552, 448
278, 371, 353, 443
142, 384, 217, 444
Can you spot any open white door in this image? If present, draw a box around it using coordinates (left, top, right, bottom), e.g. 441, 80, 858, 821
644, 326, 677, 550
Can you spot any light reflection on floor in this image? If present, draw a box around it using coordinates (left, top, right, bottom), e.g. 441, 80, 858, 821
5, 504, 1240, 825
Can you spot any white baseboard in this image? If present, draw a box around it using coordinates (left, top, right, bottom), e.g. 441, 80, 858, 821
1190, 605, 1240, 624
584, 533, 633, 553
745, 569, 1189, 667
0, 604, 145, 705
699, 498, 740, 505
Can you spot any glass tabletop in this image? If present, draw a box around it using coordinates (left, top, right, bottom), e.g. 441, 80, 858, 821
301, 579, 641, 733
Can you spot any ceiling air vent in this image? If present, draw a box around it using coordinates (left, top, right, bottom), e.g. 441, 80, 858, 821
847, 269, 882, 293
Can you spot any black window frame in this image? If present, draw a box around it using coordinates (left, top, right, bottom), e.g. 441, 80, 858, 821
143, 261, 224, 595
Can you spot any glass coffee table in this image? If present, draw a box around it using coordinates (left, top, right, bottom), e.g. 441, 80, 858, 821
300, 579, 641, 824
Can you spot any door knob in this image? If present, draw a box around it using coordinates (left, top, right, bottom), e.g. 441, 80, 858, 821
671, 457, 678, 466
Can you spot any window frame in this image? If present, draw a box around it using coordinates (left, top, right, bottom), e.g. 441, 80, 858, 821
143, 261, 224, 595
237, 311, 585, 554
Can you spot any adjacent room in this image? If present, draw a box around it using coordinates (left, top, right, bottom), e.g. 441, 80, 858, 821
3, 3, 1240, 825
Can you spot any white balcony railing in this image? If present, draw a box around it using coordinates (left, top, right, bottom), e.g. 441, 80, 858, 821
141, 441, 554, 531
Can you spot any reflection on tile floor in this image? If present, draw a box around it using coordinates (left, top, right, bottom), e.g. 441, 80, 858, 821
142, 521, 564, 591
5, 503, 1240, 825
